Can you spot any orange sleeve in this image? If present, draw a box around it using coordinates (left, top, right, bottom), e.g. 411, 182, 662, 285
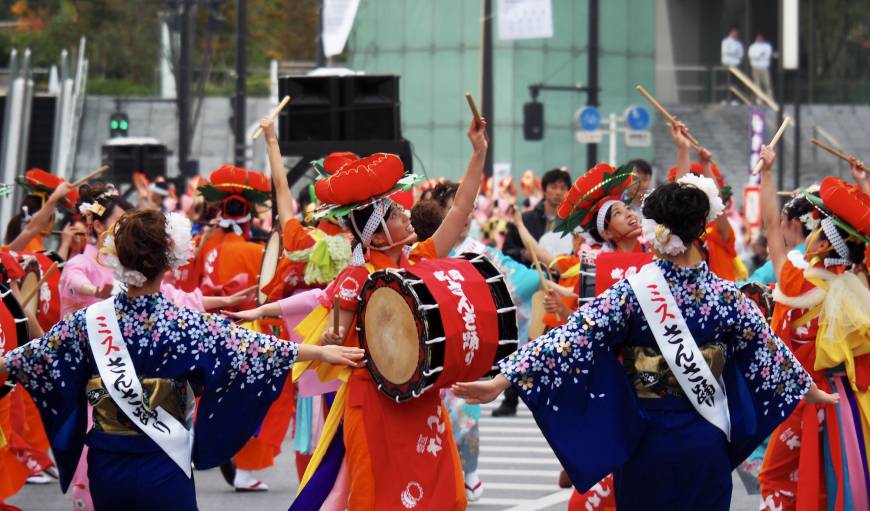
777, 260, 810, 297
282, 218, 317, 252
551, 255, 580, 274
410, 238, 437, 261
769, 260, 811, 341
705, 224, 737, 281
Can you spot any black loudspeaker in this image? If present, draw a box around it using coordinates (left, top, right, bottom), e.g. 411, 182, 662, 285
342, 76, 400, 140
0, 95, 56, 171
523, 101, 544, 141
101, 141, 168, 182
26, 96, 56, 171
141, 144, 167, 178
279, 76, 342, 141
278, 75, 401, 142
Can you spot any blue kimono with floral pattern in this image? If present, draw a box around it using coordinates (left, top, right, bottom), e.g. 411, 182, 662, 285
4, 292, 298, 510
499, 260, 811, 511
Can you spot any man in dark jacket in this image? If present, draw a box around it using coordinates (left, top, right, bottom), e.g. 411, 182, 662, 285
493, 167, 570, 417
502, 168, 571, 267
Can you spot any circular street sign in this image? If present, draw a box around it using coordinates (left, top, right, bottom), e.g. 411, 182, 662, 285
577, 106, 602, 131
624, 105, 650, 131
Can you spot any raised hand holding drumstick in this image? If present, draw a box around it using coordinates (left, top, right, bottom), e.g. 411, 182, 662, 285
251, 95, 291, 140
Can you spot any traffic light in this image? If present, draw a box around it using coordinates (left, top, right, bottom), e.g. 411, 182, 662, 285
109, 112, 129, 138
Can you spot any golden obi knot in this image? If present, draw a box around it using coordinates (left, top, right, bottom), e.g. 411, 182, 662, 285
87, 376, 188, 436
622, 343, 726, 399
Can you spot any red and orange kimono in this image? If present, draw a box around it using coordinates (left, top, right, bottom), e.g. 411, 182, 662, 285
759, 260, 870, 510
199, 231, 263, 312
238, 218, 349, 475
290, 239, 466, 510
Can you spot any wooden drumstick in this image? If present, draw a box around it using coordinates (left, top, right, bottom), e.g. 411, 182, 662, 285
635, 85, 701, 147
21, 262, 57, 309
811, 138, 868, 175
71, 166, 109, 188
251, 95, 292, 140
464, 92, 489, 143
332, 296, 341, 335
752, 117, 791, 175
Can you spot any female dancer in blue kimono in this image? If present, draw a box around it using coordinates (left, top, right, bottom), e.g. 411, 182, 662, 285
0, 209, 364, 511
453, 176, 837, 510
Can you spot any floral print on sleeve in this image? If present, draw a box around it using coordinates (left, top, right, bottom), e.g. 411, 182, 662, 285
727, 287, 811, 417
498, 280, 632, 407
5, 310, 89, 419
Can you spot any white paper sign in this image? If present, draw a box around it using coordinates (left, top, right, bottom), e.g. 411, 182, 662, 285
323, 0, 361, 58
497, 0, 553, 41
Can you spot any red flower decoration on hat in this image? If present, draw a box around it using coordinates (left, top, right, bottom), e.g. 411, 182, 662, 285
198, 165, 272, 205
17, 168, 78, 212
314, 153, 404, 206
322, 152, 360, 175
820, 176, 870, 237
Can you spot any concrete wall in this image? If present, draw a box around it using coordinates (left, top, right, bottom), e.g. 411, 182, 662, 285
72, 95, 273, 181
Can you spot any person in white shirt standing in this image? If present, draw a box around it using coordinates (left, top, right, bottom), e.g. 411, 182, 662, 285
721, 28, 744, 68
748, 34, 775, 100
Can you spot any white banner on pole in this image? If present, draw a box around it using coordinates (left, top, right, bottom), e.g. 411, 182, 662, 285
782, 0, 799, 70
323, 0, 361, 58
497, 0, 553, 41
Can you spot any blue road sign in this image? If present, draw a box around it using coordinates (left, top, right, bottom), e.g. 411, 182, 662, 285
578, 106, 601, 131
625, 105, 650, 131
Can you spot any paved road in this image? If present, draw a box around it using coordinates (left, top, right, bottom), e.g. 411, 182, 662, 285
9, 399, 762, 510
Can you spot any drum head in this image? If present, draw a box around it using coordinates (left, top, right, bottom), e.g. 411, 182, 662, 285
364, 287, 420, 384
257, 231, 282, 305
19, 270, 40, 318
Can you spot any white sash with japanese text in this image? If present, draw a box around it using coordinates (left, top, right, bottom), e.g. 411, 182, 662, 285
85, 298, 194, 476
627, 263, 731, 440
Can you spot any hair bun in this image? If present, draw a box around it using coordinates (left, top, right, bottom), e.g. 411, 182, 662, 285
114, 209, 171, 281
641, 182, 710, 245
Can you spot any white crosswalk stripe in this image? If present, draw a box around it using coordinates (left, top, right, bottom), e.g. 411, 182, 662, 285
470, 401, 570, 510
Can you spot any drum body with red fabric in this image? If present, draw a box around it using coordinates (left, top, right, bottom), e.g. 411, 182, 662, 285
19, 251, 63, 331
0, 284, 31, 499
357, 253, 518, 402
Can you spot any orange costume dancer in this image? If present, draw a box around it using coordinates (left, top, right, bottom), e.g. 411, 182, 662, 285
290, 116, 488, 510
755, 146, 870, 510
2, 169, 78, 489
669, 122, 745, 281
195, 165, 286, 490
0, 257, 30, 509
196, 165, 270, 312
5, 169, 78, 256
252, 120, 354, 483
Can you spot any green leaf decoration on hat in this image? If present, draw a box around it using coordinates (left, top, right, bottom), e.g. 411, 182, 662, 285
554, 164, 637, 236
198, 185, 271, 205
